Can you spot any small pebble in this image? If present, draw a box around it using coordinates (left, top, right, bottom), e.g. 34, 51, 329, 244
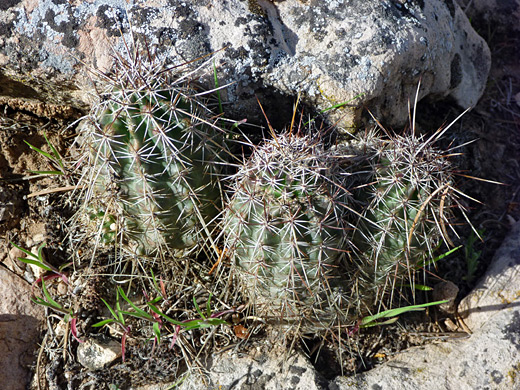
32, 233, 46, 244
57, 281, 68, 295
432, 281, 459, 315
77, 337, 122, 370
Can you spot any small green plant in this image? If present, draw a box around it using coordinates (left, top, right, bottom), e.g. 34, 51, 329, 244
358, 299, 449, 329
303, 93, 365, 126
11, 242, 82, 342
93, 280, 228, 361
11, 242, 70, 284
32, 279, 83, 342
416, 244, 462, 269
24, 132, 66, 176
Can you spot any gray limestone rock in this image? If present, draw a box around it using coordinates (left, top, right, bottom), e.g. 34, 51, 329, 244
179, 349, 328, 390
77, 336, 122, 371
0, 0, 490, 129
0, 266, 45, 322
0, 315, 43, 390
458, 220, 520, 331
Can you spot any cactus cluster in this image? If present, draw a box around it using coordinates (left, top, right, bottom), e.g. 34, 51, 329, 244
75, 40, 463, 334
223, 126, 459, 329
78, 49, 223, 259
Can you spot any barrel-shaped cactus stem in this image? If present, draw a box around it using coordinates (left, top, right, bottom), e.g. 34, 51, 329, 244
76, 43, 227, 263
223, 131, 357, 331
353, 130, 459, 307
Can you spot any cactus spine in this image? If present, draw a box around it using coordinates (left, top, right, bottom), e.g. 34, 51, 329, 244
223, 132, 355, 326
352, 131, 457, 305
79, 48, 223, 258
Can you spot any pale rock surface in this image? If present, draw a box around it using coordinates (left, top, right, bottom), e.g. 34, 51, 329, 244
0, 0, 490, 129
77, 336, 122, 371
0, 267, 45, 324
179, 349, 328, 390
458, 220, 520, 331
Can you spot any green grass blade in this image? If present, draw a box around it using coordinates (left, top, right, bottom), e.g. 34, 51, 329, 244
318, 93, 365, 113
41, 279, 63, 310
24, 140, 55, 160
115, 288, 125, 324
206, 293, 213, 318
153, 322, 161, 344
418, 246, 462, 268
117, 287, 152, 320
100, 297, 120, 322
150, 269, 161, 294
193, 296, 206, 320
360, 300, 449, 327
42, 132, 64, 171
11, 242, 38, 259
92, 318, 115, 327
147, 303, 184, 326
17, 258, 53, 272
119, 310, 154, 321
182, 317, 227, 331
32, 297, 61, 310
401, 283, 433, 291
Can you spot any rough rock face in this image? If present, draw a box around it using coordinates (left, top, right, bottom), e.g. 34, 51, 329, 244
180, 349, 329, 390
0, 267, 44, 390
0, 0, 490, 129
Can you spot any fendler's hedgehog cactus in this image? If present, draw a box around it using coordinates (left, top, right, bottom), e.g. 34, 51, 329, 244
80, 51, 223, 259
223, 132, 355, 328
353, 132, 457, 304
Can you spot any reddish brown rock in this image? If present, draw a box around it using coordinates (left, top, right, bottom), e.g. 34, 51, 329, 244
0, 267, 44, 390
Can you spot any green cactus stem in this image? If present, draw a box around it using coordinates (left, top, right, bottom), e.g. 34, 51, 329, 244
223, 132, 355, 326
79, 49, 225, 259
353, 132, 457, 305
